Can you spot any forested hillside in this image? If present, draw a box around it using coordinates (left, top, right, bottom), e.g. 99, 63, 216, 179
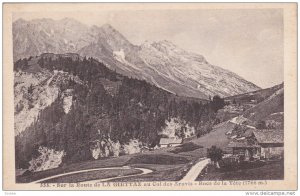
15, 54, 224, 169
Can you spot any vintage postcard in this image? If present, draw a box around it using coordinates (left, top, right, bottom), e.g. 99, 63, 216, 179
2, 3, 297, 190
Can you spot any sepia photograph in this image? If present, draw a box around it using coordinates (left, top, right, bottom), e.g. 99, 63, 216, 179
2, 3, 297, 191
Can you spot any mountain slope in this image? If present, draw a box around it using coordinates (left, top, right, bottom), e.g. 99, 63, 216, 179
138, 40, 259, 98
14, 54, 224, 169
243, 84, 284, 122
225, 83, 283, 104
13, 18, 260, 99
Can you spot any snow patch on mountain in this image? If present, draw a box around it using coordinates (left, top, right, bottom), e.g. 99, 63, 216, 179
138, 40, 260, 98
13, 19, 260, 99
113, 49, 126, 62
113, 49, 141, 71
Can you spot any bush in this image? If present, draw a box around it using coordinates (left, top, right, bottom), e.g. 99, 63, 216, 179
207, 146, 223, 163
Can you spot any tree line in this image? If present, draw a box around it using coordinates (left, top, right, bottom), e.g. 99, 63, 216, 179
15, 55, 225, 168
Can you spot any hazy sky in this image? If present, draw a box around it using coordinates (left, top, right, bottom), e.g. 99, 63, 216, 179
14, 9, 283, 88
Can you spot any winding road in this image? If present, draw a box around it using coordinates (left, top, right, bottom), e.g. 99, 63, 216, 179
30, 166, 154, 184
81, 167, 153, 183
180, 158, 210, 181
30, 158, 211, 183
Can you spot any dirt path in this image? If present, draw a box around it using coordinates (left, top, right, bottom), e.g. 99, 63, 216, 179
180, 158, 210, 181
30, 166, 153, 184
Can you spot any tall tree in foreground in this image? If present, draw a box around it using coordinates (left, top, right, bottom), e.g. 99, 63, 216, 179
207, 145, 224, 168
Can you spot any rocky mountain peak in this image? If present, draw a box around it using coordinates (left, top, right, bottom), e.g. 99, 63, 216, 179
97, 23, 134, 51
99, 23, 123, 37
13, 17, 260, 99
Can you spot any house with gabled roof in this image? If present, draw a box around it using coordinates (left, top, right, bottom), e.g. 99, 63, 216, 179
227, 138, 260, 161
227, 129, 284, 160
159, 137, 183, 148
253, 129, 284, 159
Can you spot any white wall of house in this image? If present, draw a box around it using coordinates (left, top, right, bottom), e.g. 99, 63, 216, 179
261, 146, 284, 159
168, 143, 181, 147
160, 143, 181, 148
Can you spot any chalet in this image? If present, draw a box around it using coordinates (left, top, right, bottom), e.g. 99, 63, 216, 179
228, 129, 284, 160
227, 139, 260, 161
159, 137, 183, 148
253, 129, 284, 159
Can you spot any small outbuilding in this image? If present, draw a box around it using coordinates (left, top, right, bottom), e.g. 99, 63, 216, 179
159, 137, 183, 148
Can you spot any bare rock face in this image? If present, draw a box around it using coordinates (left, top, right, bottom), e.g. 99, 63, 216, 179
14, 70, 59, 135
137, 40, 260, 98
13, 18, 96, 61
90, 138, 141, 160
28, 146, 65, 172
13, 18, 260, 99
14, 65, 83, 135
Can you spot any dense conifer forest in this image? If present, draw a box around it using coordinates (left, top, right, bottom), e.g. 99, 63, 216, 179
14, 54, 225, 168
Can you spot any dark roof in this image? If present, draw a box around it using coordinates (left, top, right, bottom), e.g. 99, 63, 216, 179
242, 128, 254, 138
253, 129, 284, 144
227, 140, 259, 148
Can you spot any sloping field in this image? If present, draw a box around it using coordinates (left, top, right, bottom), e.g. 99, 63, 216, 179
225, 83, 283, 104
243, 87, 284, 121
192, 122, 234, 149
174, 121, 235, 158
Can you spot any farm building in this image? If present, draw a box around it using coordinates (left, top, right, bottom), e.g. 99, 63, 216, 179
227, 129, 284, 160
227, 140, 260, 161
253, 129, 284, 159
159, 137, 183, 148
